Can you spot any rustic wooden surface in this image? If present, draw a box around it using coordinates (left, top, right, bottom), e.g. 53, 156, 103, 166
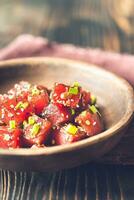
0, 0, 134, 199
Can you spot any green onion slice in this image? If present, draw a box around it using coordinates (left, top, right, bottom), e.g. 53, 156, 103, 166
15, 101, 29, 110
81, 111, 87, 116
68, 82, 80, 95
31, 123, 40, 137
15, 102, 22, 110
89, 105, 101, 116
71, 109, 75, 115
91, 94, 96, 105
65, 124, 78, 135
22, 102, 29, 109
28, 116, 35, 125
73, 81, 79, 87
9, 120, 16, 129
32, 88, 40, 96
68, 86, 78, 95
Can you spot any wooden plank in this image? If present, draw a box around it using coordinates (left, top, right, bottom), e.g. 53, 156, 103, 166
0, 165, 131, 200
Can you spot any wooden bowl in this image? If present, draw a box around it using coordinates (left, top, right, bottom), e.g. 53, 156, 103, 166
0, 57, 133, 171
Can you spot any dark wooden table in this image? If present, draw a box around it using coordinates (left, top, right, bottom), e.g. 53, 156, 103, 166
0, 0, 134, 199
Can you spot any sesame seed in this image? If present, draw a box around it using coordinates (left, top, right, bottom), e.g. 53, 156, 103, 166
85, 120, 91, 125
4, 134, 10, 141
66, 135, 70, 141
38, 122, 42, 126
93, 122, 96, 126
60, 93, 65, 99
8, 95, 14, 99
1, 113, 4, 119
28, 96, 32, 101
8, 113, 13, 117
70, 99, 74, 102
10, 104, 14, 109
68, 137, 72, 142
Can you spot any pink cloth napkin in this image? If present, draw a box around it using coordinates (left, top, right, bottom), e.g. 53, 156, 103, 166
0, 34, 134, 86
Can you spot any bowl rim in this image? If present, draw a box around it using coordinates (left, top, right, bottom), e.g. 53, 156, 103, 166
0, 57, 133, 156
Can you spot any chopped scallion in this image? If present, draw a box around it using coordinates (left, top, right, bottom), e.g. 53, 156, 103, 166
73, 81, 79, 87
89, 105, 97, 113
9, 120, 16, 129
89, 105, 101, 116
28, 116, 35, 125
68, 86, 78, 95
65, 124, 78, 135
91, 94, 96, 105
15, 101, 29, 110
81, 111, 87, 116
31, 123, 40, 137
71, 109, 75, 115
23, 120, 27, 127
32, 88, 40, 96
15, 102, 22, 110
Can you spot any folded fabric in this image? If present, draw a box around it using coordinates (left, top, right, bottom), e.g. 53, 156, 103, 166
0, 34, 134, 165
0, 34, 134, 86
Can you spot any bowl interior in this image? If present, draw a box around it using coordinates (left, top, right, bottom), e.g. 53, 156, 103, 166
0, 57, 133, 171
0, 57, 132, 133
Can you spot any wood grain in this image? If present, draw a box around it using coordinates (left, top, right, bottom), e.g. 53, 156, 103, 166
0, 0, 134, 199
0, 0, 134, 53
0, 165, 134, 200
